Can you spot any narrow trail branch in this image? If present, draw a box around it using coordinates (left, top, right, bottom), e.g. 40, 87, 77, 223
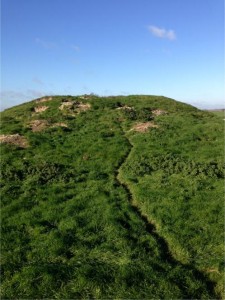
115, 127, 218, 298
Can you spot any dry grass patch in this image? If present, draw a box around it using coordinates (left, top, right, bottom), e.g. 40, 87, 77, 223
59, 101, 91, 113
78, 95, 93, 100
152, 109, 167, 116
116, 105, 133, 110
51, 122, 68, 128
59, 101, 73, 110
131, 122, 159, 132
34, 106, 49, 113
36, 96, 53, 103
77, 102, 91, 111
29, 120, 68, 132
205, 268, 220, 275
0, 134, 29, 148
30, 120, 49, 132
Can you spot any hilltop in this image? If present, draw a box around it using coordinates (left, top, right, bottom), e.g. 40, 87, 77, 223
1, 95, 224, 299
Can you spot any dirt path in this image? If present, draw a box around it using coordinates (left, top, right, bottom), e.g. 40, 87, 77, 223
115, 127, 217, 298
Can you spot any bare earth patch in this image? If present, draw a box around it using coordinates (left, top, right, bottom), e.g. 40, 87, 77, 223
204, 268, 220, 275
30, 120, 49, 132
29, 120, 68, 132
0, 134, 29, 148
152, 109, 167, 116
116, 105, 133, 110
78, 95, 93, 100
59, 101, 73, 110
59, 101, 91, 113
34, 106, 49, 113
131, 122, 159, 132
77, 103, 91, 111
51, 122, 68, 128
36, 96, 53, 103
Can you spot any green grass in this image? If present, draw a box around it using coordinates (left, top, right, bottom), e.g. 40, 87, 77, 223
1, 95, 224, 299
207, 109, 224, 119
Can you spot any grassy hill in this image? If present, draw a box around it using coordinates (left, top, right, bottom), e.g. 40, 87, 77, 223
207, 109, 225, 120
1, 95, 224, 299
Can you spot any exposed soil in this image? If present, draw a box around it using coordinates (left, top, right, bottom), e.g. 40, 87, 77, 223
116, 105, 133, 110
36, 96, 53, 103
77, 102, 91, 111
59, 101, 73, 110
78, 95, 93, 100
29, 120, 69, 132
34, 106, 49, 113
205, 268, 220, 275
30, 120, 49, 132
82, 154, 90, 160
51, 122, 68, 128
0, 134, 29, 148
59, 101, 91, 113
152, 109, 167, 116
131, 122, 159, 132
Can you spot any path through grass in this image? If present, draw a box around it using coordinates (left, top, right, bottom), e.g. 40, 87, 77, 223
1, 95, 223, 299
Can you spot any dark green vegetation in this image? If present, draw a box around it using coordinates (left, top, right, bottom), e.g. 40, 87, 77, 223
1, 95, 224, 299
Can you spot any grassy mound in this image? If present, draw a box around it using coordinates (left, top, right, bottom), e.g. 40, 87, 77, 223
1, 95, 224, 299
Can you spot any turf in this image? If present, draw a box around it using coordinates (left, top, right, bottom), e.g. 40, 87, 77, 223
1, 95, 224, 299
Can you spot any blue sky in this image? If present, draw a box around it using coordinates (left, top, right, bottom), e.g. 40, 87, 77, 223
1, 0, 224, 110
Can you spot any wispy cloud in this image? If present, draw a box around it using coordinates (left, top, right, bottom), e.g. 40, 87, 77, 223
71, 45, 80, 52
35, 38, 57, 49
0, 89, 52, 110
32, 77, 44, 86
1, 89, 45, 100
162, 48, 172, 55
148, 25, 176, 41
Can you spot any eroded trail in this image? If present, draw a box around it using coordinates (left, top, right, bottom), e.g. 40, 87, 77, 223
115, 129, 218, 299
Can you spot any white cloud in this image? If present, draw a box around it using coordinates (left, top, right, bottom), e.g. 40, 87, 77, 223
148, 25, 176, 41
35, 38, 56, 49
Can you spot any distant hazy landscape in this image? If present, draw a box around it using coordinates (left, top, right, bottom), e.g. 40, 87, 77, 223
1, 95, 224, 299
207, 109, 224, 119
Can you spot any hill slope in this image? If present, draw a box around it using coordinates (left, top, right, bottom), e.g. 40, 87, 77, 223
1, 95, 224, 299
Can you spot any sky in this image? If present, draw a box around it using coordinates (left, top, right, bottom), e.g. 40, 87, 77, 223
1, 0, 224, 110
